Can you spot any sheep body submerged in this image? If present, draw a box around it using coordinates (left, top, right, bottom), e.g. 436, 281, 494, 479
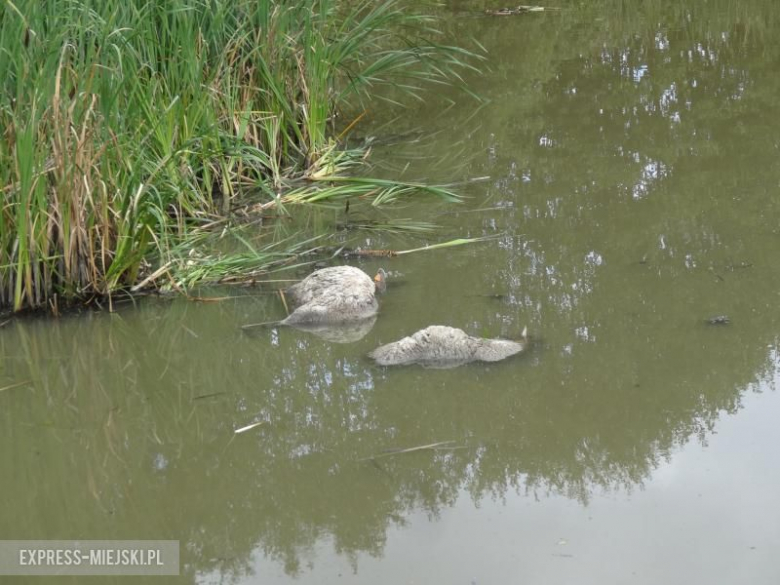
369, 325, 527, 368
281, 266, 386, 325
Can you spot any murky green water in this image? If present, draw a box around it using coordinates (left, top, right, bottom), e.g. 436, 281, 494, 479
3, 1, 780, 583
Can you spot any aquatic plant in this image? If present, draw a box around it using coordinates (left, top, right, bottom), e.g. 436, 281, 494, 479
0, 0, 474, 312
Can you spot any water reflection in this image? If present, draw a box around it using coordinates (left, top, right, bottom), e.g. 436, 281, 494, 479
2, 0, 780, 583
280, 316, 377, 344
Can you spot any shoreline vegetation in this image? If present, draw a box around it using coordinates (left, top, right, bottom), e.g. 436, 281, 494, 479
0, 0, 477, 314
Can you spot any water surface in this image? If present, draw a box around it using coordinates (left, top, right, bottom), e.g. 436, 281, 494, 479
2, 1, 780, 583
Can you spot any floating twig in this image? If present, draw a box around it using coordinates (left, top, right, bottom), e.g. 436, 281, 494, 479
359, 440, 457, 461
486, 5, 561, 16
186, 295, 234, 303
0, 380, 31, 393
183, 326, 200, 339
193, 391, 227, 401
341, 248, 398, 258
234, 421, 265, 434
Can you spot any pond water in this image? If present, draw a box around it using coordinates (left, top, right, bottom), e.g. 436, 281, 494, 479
2, 1, 780, 583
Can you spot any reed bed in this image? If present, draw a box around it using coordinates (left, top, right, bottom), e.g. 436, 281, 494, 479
0, 0, 474, 312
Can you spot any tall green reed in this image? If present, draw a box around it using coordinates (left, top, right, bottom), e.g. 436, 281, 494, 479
0, 0, 474, 312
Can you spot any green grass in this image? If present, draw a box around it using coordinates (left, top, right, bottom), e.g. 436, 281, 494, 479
0, 0, 475, 312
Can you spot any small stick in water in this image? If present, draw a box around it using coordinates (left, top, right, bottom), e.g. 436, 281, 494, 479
234, 421, 265, 434
279, 289, 290, 316
359, 440, 457, 461
0, 380, 31, 393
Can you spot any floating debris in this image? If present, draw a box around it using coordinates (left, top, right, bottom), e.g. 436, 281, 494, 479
707, 315, 730, 325
486, 5, 561, 17
234, 421, 265, 434
192, 391, 227, 401
359, 440, 458, 461
0, 380, 31, 393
